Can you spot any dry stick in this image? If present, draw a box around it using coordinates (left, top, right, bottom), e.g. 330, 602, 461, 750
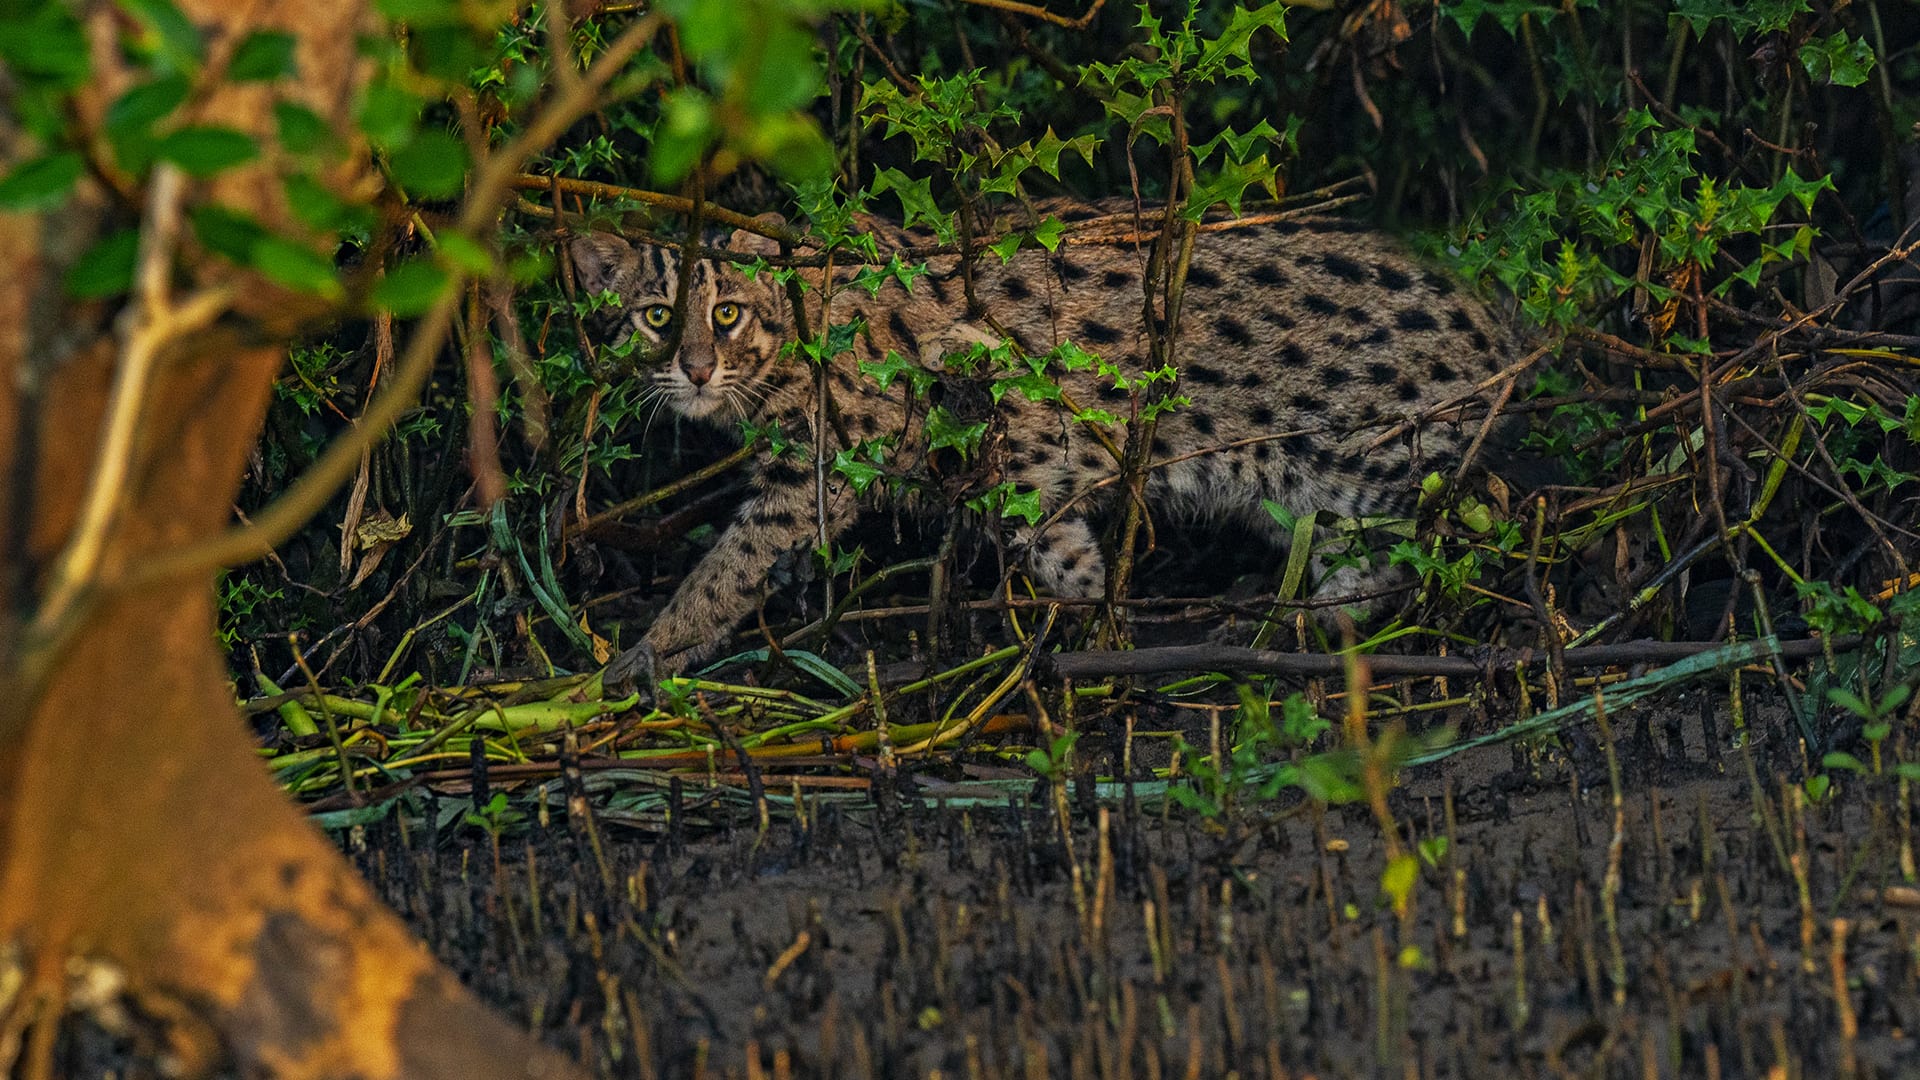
1034, 634, 1853, 681
955, 0, 1106, 28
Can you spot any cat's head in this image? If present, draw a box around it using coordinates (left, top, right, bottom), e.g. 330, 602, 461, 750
569, 223, 790, 422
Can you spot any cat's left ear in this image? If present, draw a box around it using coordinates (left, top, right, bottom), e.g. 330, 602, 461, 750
725, 213, 788, 258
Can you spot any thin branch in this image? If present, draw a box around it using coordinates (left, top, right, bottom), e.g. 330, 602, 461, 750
29, 165, 235, 643
955, 0, 1106, 29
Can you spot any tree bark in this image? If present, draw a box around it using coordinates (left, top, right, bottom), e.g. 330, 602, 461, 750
0, 3, 588, 1076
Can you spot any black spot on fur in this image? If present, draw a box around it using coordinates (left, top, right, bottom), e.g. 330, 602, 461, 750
1282, 343, 1311, 368
1365, 362, 1398, 385
1344, 306, 1373, 326
1249, 404, 1275, 426
1320, 253, 1368, 283
1359, 403, 1381, 423
761, 462, 805, 487
1252, 262, 1289, 286
1098, 382, 1130, 401
859, 413, 881, 434
1302, 294, 1340, 316
1186, 364, 1227, 385
1239, 371, 1263, 388
1057, 258, 1090, 282
1282, 433, 1314, 458
1428, 360, 1459, 382
756, 508, 798, 528
1317, 366, 1351, 388
1358, 327, 1392, 346
1078, 452, 1104, 469
1186, 265, 1223, 289
1080, 320, 1123, 345
1102, 269, 1134, 288
1215, 315, 1255, 346
1259, 309, 1297, 330
1395, 309, 1440, 332
1151, 435, 1170, 456
1396, 378, 1421, 401
1422, 271, 1456, 296
888, 310, 919, 354
1470, 331, 1490, 351
1002, 275, 1032, 301
1288, 393, 1325, 413
1449, 307, 1475, 331
1270, 220, 1303, 236
1375, 263, 1413, 290
1253, 443, 1272, 461
1189, 412, 1216, 436
1005, 437, 1029, 456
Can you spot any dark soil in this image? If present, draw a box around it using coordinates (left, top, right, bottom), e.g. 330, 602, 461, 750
329, 689, 1920, 1079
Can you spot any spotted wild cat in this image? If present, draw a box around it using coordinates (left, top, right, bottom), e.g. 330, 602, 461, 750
569, 207, 1516, 673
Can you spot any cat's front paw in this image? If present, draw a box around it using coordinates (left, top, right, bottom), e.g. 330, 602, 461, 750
603, 641, 661, 704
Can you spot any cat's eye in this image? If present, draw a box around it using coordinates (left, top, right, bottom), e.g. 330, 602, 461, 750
642, 305, 673, 329
713, 302, 741, 328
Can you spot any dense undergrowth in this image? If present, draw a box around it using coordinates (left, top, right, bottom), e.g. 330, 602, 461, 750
196, 0, 1920, 816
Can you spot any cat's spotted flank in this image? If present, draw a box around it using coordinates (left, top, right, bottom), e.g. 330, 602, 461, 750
570, 209, 1515, 672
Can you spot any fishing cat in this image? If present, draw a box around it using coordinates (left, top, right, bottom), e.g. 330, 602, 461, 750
570, 206, 1514, 675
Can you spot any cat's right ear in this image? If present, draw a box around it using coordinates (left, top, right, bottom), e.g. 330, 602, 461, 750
568, 232, 636, 294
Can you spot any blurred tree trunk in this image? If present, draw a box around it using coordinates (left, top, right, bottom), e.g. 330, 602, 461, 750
0, 3, 586, 1077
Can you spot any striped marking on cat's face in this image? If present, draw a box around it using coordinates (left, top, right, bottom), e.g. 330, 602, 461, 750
570, 231, 790, 423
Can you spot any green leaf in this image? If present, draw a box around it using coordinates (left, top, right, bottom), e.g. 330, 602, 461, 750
434, 231, 492, 275
386, 129, 468, 198
1799, 31, 1877, 87
375, 0, 466, 22
0, 4, 90, 87
281, 174, 361, 232
1192, 1, 1289, 82
252, 236, 344, 300
372, 258, 452, 316
408, 24, 486, 82
190, 205, 268, 262
105, 74, 191, 151
0, 151, 84, 211
649, 88, 716, 185
64, 229, 141, 299
925, 406, 987, 457
869, 167, 947, 239
357, 81, 424, 149
273, 102, 333, 156
154, 126, 258, 177
1032, 216, 1066, 252
118, 0, 206, 70
228, 30, 298, 81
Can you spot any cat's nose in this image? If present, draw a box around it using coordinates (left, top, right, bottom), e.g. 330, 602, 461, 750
684, 362, 714, 386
